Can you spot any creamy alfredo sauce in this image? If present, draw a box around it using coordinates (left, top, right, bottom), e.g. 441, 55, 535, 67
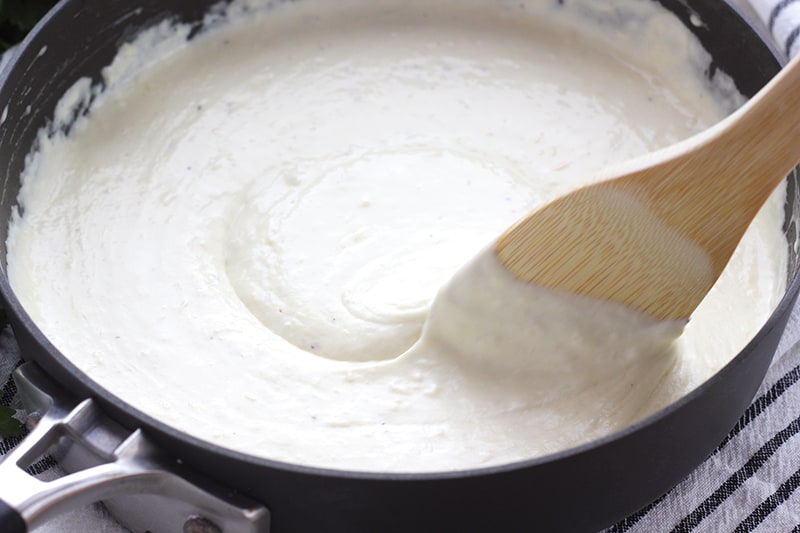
6, 0, 788, 472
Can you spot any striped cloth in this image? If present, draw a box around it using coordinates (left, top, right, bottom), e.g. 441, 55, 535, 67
605, 313, 800, 532
1, 0, 800, 531
749, 0, 800, 58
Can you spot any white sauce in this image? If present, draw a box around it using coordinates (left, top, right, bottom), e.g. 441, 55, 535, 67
6, 0, 788, 472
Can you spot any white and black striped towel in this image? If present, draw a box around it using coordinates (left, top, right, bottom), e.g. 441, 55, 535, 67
750, 0, 800, 58
2, 0, 800, 531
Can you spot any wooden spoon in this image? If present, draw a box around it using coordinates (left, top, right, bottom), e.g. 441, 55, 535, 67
495, 54, 800, 321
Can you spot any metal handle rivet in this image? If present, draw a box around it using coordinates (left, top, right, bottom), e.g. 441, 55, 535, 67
183, 515, 222, 533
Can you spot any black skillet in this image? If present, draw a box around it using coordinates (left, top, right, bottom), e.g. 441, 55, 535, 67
0, 1, 797, 531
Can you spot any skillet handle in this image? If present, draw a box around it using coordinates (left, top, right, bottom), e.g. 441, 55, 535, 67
0, 498, 26, 533
0, 362, 270, 532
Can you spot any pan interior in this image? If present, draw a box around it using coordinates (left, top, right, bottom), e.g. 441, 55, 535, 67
0, 3, 797, 470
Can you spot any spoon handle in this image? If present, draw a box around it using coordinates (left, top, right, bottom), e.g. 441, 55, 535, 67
624, 53, 800, 275
495, 54, 800, 320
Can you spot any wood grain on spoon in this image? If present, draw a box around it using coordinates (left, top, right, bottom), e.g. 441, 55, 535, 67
496, 54, 800, 321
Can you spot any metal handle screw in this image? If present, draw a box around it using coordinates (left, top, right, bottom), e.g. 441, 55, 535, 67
184, 515, 223, 533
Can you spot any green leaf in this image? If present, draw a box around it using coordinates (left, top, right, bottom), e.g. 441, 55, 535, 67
0, 0, 57, 50
3, 0, 56, 31
0, 405, 23, 438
